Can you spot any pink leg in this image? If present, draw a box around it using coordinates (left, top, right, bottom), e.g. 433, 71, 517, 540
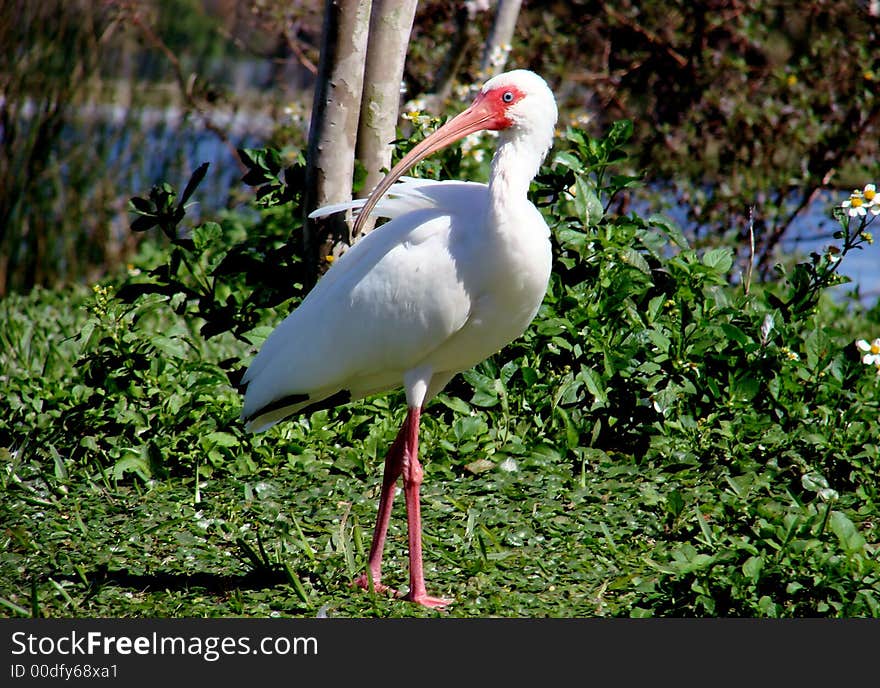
354, 407, 451, 607
353, 420, 407, 595
400, 407, 452, 608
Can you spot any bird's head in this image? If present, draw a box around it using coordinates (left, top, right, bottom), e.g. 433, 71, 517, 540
472, 69, 558, 137
353, 69, 558, 236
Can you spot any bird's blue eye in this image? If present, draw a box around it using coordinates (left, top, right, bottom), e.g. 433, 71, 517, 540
502, 91, 514, 103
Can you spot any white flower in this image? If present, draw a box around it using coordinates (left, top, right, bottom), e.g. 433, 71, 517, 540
862, 184, 880, 215
460, 132, 488, 163
453, 81, 478, 101
843, 191, 867, 217
488, 43, 512, 68
401, 109, 431, 127
779, 346, 800, 361
465, 0, 490, 18
856, 338, 880, 365
498, 457, 518, 473
402, 96, 427, 113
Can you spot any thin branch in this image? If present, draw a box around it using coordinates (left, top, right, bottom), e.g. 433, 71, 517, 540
282, 20, 319, 76
744, 206, 754, 295
602, 3, 688, 68
118, 2, 244, 172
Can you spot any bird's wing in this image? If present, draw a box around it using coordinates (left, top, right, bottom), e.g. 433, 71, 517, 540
309, 177, 469, 222
240, 180, 490, 431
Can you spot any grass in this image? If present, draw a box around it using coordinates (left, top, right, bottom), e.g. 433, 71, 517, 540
0, 411, 732, 618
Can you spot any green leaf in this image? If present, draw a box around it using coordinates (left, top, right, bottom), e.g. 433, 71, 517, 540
453, 415, 488, 442
648, 213, 688, 248
629, 607, 653, 618
606, 119, 633, 148
665, 490, 684, 517
435, 394, 471, 414
801, 472, 830, 493
720, 323, 752, 347
51, 445, 68, 482
620, 247, 651, 275
579, 366, 607, 404
112, 455, 152, 481
179, 162, 209, 207
702, 247, 734, 273
743, 555, 763, 582
193, 221, 222, 250
203, 432, 239, 448
129, 196, 155, 214
829, 511, 866, 554
574, 175, 603, 226
553, 151, 581, 170
130, 215, 158, 232
462, 370, 500, 408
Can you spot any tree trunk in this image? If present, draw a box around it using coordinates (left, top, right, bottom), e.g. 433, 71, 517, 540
480, 0, 522, 77
303, 0, 372, 283
354, 0, 418, 237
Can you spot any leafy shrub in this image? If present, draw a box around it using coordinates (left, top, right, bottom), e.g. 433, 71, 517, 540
509, 121, 880, 615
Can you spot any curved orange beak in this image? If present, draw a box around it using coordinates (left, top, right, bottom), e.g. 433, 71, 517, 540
352, 92, 501, 237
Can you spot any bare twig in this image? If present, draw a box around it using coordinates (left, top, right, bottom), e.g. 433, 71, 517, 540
282, 20, 319, 76
602, 3, 688, 68
744, 206, 754, 295
112, 1, 244, 172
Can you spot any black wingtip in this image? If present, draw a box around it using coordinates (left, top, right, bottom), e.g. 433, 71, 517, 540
242, 389, 354, 426
242, 392, 310, 425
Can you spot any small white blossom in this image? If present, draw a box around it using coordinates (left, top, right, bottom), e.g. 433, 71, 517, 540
403, 96, 427, 113
401, 109, 432, 127
498, 457, 518, 473
465, 0, 490, 18
453, 81, 479, 101
779, 346, 800, 361
861, 183, 880, 215
856, 338, 880, 366
488, 43, 512, 69
843, 190, 867, 217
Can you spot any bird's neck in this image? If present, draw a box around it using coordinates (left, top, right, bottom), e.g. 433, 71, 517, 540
488, 132, 547, 214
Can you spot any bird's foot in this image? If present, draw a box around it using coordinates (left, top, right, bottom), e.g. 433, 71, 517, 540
353, 573, 398, 597
354, 574, 451, 607
404, 591, 453, 609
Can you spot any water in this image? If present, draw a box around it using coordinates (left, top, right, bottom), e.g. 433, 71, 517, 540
81, 102, 275, 214
645, 188, 880, 303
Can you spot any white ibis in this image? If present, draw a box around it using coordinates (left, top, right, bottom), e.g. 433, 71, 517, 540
241, 69, 558, 607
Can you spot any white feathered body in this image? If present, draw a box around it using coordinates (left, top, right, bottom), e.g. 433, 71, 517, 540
240, 178, 552, 432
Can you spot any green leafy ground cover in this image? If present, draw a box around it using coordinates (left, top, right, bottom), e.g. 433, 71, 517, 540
2, 124, 879, 617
